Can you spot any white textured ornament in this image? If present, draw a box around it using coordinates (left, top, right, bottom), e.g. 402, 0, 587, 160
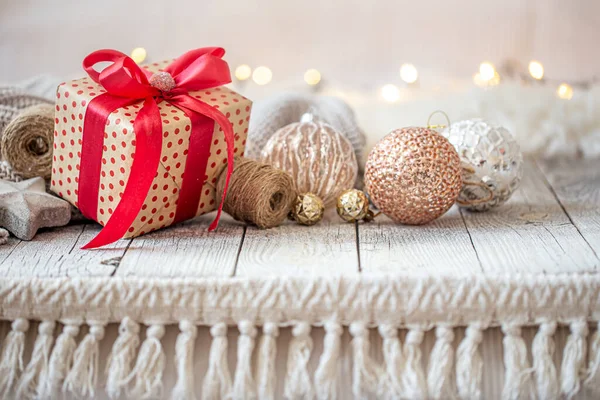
442, 119, 523, 211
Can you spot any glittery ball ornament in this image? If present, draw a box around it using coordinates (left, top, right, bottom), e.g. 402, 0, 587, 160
442, 119, 523, 211
364, 127, 462, 225
261, 121, 358, 207
149, 71, 176, 92
336, 189, 369, 222
290, 193, 324, 226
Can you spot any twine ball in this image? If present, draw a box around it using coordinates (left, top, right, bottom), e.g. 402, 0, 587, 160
1, 103, 54, 179
260, 120, 358, 207
216, 157, 296, 229
365, 127, 462, 225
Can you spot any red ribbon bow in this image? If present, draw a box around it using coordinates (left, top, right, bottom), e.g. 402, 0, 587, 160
78, 47, 235, 249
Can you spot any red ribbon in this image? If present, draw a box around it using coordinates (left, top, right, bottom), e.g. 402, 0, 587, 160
78, 47, 235, 249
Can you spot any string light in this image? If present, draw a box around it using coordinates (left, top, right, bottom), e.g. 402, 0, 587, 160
400, 63, 418, 84
479, 62, 496, 81
473, 71, 500, 88
528, 60, 544, 80
130, 47, 147, 64
252, 66, 272, 85
304, 69, 321, 86
235, 64, 252, 81
557, 83, 574, 100
381, 84, 400, 102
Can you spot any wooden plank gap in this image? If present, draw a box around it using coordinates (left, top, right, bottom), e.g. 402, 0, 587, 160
534, 159, 600, 262
355, 221, 362, 272
231, 225, 247, 277
109, 239, 133, 277
67, 224, 86, 254
458, 208, 485, 273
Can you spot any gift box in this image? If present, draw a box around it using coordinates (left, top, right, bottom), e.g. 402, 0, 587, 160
51, 47, 251, 248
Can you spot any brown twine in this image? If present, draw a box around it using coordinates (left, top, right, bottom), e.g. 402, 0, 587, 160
1, 103, 54, 179
215, 156, 296, 229
456, 165, 494, 206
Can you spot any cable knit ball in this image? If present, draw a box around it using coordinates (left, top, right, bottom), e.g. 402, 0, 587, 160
246, 93, 366, 185
261, 121, 358, 207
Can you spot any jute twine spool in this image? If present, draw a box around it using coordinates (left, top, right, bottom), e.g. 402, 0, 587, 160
1, 103, 54, 179
215, 157, 296, 229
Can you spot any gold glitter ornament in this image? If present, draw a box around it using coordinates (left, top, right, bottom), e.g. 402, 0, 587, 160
364, 127, 462, 225
336, 189, 369, 222
260, 119, 358, 207
290, 192, 324, 226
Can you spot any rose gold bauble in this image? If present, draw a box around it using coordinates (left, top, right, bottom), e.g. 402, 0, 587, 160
364, 127, 462, 225
260, 121, 358, 207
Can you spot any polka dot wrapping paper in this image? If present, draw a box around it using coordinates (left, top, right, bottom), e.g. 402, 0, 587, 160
50, 60, 252, 238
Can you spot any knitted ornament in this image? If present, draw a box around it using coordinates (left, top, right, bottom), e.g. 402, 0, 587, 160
260, 118, 358, 207
246, 93, 366, 185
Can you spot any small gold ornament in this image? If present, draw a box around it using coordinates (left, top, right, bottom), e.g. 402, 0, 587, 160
336, 189, 369, 222
290, 192, 324, 226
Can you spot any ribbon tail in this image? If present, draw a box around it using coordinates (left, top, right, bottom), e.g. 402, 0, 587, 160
170, 94, 235, 232
82, 98, 163, 249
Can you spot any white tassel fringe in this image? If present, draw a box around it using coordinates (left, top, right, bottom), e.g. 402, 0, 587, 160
585, 321, 600, 393
377, 324, 403, 399
231, 320, 257, 400
202, 322, 232, 400
171, 320, 198, 400
349, 322, 381, 400
0, 318, 30, 397
256, 322, 279, 400
284, 321, 314, 400
501, 323, 532, 400
532, 321, 558, 400
39, 322, 80, 398
106, 317, 140, 399
0, 316, 597, 400
15, 320, 55, 400
427, 325, 456, 399
560, 320, 588, 399
401, 326, 427, 400
128, 324, 166, 399
456, 323, 484, 400
314, 322, 343, 400
63, 322, 105, 398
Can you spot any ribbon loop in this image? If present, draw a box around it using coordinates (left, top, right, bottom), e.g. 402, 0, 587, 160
77, 47, 235, 248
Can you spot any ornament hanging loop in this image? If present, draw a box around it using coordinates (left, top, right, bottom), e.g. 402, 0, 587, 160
427, 110, 451, 130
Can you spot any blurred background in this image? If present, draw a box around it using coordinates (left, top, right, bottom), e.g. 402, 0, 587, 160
2, 0, 599, 158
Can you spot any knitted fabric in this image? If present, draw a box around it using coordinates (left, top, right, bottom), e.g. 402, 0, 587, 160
0, 87, 52, 135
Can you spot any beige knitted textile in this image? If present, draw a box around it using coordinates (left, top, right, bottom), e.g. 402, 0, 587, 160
0, 87, 52, 136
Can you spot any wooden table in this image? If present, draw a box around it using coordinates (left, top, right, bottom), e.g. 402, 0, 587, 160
0, 158, 598, 400
1, 159, 597, 278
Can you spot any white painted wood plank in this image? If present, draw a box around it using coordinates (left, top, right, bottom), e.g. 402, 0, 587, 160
236, 209, 359, 277
461, 159, 598, 274
359, 206, 482, 275
0, 223, 125, 277
117, 213, 244, 277
538, 158, 600, 259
